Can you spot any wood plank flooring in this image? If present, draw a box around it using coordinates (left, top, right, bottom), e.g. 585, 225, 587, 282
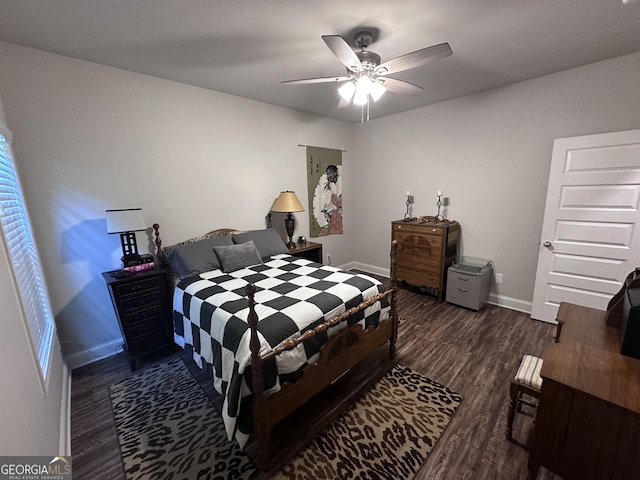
71, 282, 562, 479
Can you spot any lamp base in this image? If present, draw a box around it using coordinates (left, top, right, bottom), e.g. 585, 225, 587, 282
284, 213, 296, 249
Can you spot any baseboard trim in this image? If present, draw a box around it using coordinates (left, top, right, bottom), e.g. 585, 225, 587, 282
487, 293, 532, 314
59, 359, 72, 455
350, 261, 388, 278
65, 338, 123, 370
351, 262, 532, 314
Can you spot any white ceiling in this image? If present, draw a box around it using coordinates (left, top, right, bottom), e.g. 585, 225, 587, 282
1, 0, 639, 124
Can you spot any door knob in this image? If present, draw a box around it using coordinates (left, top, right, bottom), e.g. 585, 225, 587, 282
543, 241, 552, 248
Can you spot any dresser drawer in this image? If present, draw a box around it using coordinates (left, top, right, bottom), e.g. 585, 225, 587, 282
126, 315, 164, 338
397, 244, 442, 263
447, 273, 482, 297
392, 223, 445, 238
398, 263, 440, 288
115, 277, 162, 298
446, 267, 492, 310
128, 331, 168, 356
123, 303, 165, 329
118, 292, 163, 313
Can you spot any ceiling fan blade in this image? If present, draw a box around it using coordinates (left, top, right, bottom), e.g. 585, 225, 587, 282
281, 76, 350, 85
379, 77, 424, 96
376, 43, 452, 76
322, 35, 362, 72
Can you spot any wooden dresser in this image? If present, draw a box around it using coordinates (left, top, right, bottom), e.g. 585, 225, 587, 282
528, 302, 640, 479
391, 219, 460, 301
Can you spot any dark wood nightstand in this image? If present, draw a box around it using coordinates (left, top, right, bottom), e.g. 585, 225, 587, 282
102, 268, 172, 371
287, 241, 323, 263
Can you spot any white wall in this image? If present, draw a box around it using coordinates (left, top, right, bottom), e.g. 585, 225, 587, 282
1, 39, 639, 370
0, 41, 354, 367
353, 51, 640, 309
0, 96, 69, 455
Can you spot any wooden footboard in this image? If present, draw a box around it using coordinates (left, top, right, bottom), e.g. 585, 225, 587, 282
248, 240, 399, 470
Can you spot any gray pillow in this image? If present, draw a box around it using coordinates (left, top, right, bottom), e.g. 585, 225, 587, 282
232, 228, 289, 259
169, 235, 234, 278
213, 241, 264, 273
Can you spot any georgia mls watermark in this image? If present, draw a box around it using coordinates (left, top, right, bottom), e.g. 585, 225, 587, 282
0, 456, 71, 480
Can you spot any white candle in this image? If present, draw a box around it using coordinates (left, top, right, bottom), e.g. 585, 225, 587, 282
406, 190, 411, 196
437, 190, 443, 196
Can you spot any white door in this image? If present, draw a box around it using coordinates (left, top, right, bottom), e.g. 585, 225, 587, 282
531, 129, 640, 323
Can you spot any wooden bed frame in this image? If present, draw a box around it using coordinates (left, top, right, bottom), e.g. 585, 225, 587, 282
153, 224, 399, 471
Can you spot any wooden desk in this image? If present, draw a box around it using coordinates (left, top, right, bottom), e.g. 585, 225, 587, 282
528, 302, 640, 479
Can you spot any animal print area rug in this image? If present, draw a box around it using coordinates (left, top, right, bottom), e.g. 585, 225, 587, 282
109, 358, 462, 480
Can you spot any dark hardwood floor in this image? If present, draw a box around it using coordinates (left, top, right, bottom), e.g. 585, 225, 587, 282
71, 283, 561, 479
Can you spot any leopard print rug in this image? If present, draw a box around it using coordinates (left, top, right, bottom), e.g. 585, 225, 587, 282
109, 359, 462, 480
272, 363, 463, 480
109, 357, 257, 479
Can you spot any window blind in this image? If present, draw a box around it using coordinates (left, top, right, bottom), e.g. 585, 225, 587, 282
0, 132, 55, 382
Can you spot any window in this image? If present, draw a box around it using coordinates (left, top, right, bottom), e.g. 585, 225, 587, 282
0, 127, 55, 387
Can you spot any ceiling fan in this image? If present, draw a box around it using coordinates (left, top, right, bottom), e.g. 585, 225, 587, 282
282, 31, 452, 109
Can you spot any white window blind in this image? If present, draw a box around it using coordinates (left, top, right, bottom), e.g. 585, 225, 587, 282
0, 131, 55, 383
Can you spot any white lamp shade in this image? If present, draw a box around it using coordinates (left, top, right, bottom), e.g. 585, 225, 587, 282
370, 80, 386, 101
352, 75, 370, 105
338, 81, 356, 101
106, 208, 146, 233
271, 191, 304, 213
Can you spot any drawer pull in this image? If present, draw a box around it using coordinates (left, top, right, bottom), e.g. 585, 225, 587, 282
457, 276, 469, 281
457, 288, 468, 293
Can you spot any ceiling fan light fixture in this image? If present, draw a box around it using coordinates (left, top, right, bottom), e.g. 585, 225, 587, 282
353, 88, 368, 105
338, 81, 356, 101
353, 75, 372, 105
370, 80, 386, 101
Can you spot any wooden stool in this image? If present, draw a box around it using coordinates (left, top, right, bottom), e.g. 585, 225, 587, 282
505, 355, 543, 444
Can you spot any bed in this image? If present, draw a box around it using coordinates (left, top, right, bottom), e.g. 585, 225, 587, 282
153, 224, 399, 470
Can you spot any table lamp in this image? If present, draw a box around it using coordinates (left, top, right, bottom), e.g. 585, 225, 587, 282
270, 191, 305, 248
106, 208, 146, 266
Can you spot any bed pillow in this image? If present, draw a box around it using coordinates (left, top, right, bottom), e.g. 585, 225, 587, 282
213, 241, 264, 273
168, 235, 234, 278
232, 228, 289, 259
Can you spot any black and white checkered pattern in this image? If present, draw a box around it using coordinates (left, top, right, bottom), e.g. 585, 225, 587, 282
172, 254, 390, 447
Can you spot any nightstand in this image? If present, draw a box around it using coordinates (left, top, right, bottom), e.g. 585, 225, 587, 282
288, 241, 323, 263
102, 268, 172, 371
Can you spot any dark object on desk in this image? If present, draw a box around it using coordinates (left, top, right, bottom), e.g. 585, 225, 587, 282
297, 235, 306, 244
605, 269, 640, 359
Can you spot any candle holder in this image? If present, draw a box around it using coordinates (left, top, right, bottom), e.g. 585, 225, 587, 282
434, 194, 445, 223
403, 194, 412, 221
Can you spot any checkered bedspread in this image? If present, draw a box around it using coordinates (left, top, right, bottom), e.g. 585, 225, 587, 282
172, 254, 390, 447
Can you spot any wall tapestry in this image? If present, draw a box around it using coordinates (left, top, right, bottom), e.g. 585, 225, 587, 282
306, 146, 343, 237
